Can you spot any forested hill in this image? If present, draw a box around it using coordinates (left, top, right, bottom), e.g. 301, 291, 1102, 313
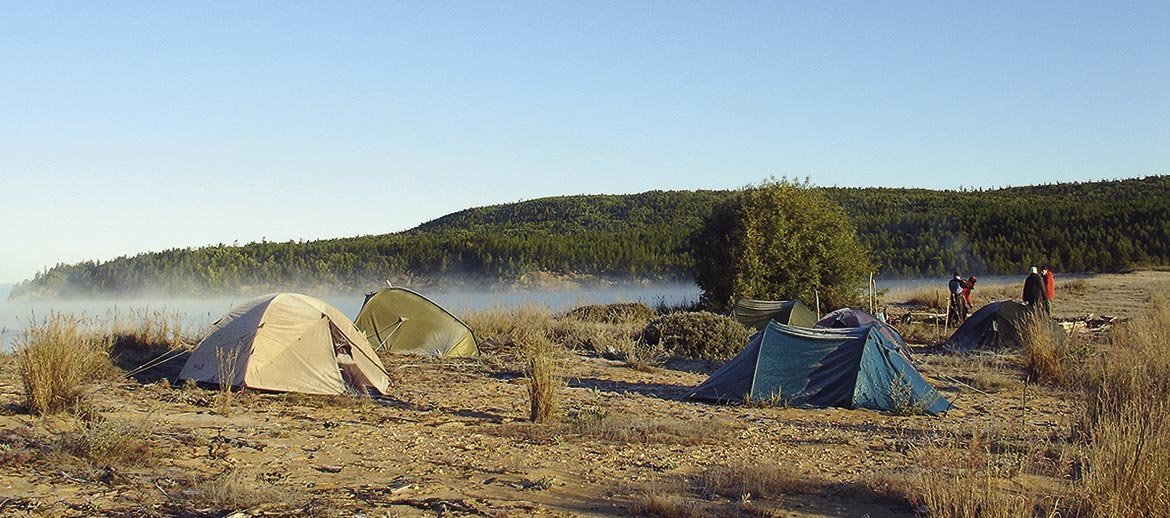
11, 176, 1170, 299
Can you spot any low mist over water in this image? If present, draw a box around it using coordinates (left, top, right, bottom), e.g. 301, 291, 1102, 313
0, 283, 701, 351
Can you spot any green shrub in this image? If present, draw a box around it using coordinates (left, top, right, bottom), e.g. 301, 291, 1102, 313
641, 312, 751, 362
560, 302, 655, 324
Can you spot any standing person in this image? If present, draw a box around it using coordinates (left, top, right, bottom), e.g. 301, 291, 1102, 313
961, 276, 977, 317
1022, 266, 1047, 309
948, 271, 965, 325
1041, 266, 1056, 313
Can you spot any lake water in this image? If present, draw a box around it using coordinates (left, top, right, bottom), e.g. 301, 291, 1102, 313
0, 283, 702, 352
0, 273, 1075, 352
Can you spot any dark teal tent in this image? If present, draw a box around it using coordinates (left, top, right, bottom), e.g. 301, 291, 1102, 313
687, 322, 950, 415
728, 299, 817, 330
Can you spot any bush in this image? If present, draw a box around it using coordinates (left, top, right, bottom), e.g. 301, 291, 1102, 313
560, 302, 655, 324
16, 313, 115, 415
691, 177, 873, 312
641, 312, 751, 362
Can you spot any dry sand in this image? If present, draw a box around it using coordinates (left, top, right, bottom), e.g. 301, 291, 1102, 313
1, 271, 1166, 516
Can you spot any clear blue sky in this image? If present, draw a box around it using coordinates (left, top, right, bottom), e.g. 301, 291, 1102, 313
1, 1, 1167, 283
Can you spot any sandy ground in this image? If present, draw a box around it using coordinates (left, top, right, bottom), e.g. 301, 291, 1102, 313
0, 271, 1167, 517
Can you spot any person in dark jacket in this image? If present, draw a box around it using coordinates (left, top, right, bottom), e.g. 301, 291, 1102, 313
1022, 266, 1047, 309
947, 271, 966, 325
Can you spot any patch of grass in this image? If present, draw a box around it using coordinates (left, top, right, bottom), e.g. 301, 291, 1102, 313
107, 307, 187, 349
568, 408, 729, 446
1080, 301, 1170, 517
463, 304, 556, 348
1020, 310, 1069, 385
215, 347, 241, 416
895, 287, 945, 310
641, 312, 751, 362
696, 461, 820, 500
904, 427, 1077, 518
628, 491, 713, 518
522, 328, 562, 423
167, 469, 311, 515
15, 313, 115, 415
61, 411, 154, 466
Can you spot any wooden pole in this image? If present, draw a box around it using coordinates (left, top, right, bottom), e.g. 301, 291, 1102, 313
815, 289, 821, 319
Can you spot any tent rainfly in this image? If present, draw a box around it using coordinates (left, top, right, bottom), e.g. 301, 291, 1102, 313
816, 307, 913, 361
687, 322, 950, 415
728, 299, 818, 330
179, 293, 390, 395
816, 307, 877, 329
354, 287, 479, 357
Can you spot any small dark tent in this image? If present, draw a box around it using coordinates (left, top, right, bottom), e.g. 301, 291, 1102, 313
816, 307, 877, 329
355, 287, 479, 357
729, 299, 818, 330
687, 322, 950, 415
945, 300, 1060, 352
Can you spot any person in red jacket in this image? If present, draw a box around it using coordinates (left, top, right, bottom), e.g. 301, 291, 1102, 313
961, 276, 977, 313
1041, 266, 1056, 313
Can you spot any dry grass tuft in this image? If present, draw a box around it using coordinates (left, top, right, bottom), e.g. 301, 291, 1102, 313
568, 408, 729, 446
696, 461, 820, 500
906, 428, 1072, 518
168, 468, 310, 515
15, 313, 115, 415
522, 328, 562, 423
1020, 310, 1069, 385
215, 346, 241, 416
1080, 301, 1170, 517
107, 307, 187, 349
61, 411, 154, 466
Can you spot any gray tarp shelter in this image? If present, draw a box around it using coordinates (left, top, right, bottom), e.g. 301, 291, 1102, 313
687, 322, 950, 415
355, 287, 479, 357
728, 299, 818, 330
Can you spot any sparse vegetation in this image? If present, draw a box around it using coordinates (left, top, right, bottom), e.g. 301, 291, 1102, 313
15, 313, 115, 415
640, 312, 751, 361
522, 328, 562, 423
1081, 301, 1170, 517
215, 346, 241, 416
61, 411, 154, 466
1020, 309, 1069, 385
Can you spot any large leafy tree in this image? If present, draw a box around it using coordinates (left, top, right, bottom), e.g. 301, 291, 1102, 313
691, 178, 873, 312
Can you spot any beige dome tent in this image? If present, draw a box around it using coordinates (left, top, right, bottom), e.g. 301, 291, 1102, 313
179, 293, 390, 395
355, 287, 479, 357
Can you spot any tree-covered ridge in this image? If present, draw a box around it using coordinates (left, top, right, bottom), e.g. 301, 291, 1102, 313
10, 176, 1170, 299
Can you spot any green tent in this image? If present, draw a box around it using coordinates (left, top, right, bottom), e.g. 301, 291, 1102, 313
728, 299, 817, 330
355, 287, 479, 357
687, 322, 950, 415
